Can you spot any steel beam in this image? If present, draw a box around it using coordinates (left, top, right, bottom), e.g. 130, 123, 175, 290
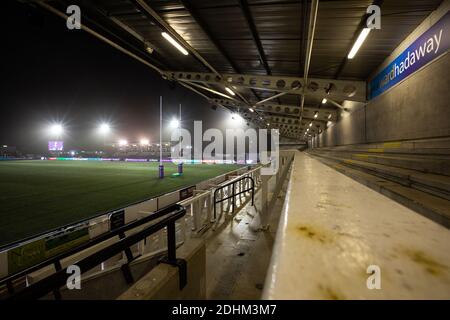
130, 0, 220, 77
177, 79, 238, 102
299, 0, 319, 129
269, 117, 326, 130
164, 71, 366, 102
35, 1, 164, 75
334, 0, 384, 79
178, 82, 211, 101
179, 0, 239, 73
254, 91, 289, 105
238, 0, 271, 75
130, 0, 251, 106
210, 99, 338, 120
179, 0, 265, 104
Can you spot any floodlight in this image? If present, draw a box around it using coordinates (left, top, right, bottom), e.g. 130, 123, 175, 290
170, 119, 180, 128
49, 124, 63, 136
99, 123, 110, 134
140, 138, 150, 146
118, 139, 128, 146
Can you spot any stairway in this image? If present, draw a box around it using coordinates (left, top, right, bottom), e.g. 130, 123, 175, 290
308, 137, 450, 228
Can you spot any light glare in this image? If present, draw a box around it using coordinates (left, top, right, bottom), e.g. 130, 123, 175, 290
170, 119, 180, 128
348, 28, 371, 59
225, 87, 236, 96
99, 123, 110, 134
161, 32, 189, 55
231, 113, 243, 122
49, 124, 63, 136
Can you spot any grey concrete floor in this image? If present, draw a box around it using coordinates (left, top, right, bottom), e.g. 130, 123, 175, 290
205, 173, 290, 299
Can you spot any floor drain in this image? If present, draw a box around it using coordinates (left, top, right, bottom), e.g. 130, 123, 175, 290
237, 252, 245, 256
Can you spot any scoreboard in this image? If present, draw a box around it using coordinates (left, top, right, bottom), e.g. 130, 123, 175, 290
48, 141, 64, 151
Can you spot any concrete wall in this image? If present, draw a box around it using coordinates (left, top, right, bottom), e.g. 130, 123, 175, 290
315, 53, 450, 148
367, 54, 450, 142
314, 1, 450, 148
118, 238, 206, 300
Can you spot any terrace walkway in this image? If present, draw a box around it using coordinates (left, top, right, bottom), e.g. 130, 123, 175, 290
263, 151, 450, 299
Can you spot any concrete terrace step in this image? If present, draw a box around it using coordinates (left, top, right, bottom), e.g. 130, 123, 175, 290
310, 149, 450, 176
309, 151, 450, 200
309, 155, 450, 228
320, 137, 450, 155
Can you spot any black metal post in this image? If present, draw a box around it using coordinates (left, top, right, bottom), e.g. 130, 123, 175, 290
167, 222, 176, 262
52, 260, 62, 300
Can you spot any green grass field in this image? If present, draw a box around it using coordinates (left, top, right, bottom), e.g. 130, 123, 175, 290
0, 160, 241, 246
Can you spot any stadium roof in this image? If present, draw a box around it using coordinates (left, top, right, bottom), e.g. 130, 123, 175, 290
29, 0, 443, 140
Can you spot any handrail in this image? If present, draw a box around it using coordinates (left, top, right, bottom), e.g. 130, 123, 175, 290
213, 176, 255, 220
2, 204, 186, 300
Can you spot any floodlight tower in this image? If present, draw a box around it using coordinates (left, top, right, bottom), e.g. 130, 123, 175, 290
159, 96, 164, 179
98, 123, 110, 152
48, 123, 64, 156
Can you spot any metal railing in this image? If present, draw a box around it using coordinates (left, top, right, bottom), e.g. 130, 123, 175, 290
179, 190, 212, 234
1, 204, 186, 300
213, 176, 255, 221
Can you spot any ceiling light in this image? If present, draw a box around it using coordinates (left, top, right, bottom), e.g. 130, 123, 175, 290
309, 123, 313, 127
225, 87, 236, 96
314, 112, 318, 118
144, 41, 154, 54
161, 32, 189, 55
231, 113, 243, 122
322, 98, 327, 104
348, 28, 371, 59
249, 108, 254, 113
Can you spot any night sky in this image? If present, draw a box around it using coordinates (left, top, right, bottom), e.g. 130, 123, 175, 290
0, 0, 234, 153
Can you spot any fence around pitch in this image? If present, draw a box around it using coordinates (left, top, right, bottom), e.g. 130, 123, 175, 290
0, 151, 295, 289
0, 165, 250, 280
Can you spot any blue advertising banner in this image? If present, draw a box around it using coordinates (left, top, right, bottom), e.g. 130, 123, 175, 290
368, 11, 450, 100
